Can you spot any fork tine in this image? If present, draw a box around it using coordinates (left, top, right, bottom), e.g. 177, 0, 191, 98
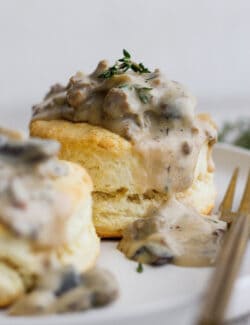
238, 169, 250, 214
219, 167, 239, 217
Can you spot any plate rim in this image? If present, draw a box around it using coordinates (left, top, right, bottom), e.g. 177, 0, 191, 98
1, 143, 250, 324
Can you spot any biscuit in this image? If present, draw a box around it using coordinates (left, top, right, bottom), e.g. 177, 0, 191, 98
0, 161, 100, 307
30, 119, 216, 237
0, 263, 25, 307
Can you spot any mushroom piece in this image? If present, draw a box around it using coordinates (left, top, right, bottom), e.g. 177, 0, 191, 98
118, 200, 227, 267
9, 267, 119, 315
118, 215, 174, 265
45, 83, 67, 100
103, 88, 131, 119
0, 136, 60, 165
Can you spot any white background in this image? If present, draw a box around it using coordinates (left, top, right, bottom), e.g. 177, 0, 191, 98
0, 0, 249, 130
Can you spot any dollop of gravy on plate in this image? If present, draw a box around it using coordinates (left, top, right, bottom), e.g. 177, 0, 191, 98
118, 198, 226, 267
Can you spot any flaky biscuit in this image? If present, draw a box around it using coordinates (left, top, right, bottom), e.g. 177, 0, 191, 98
30, 119, 216, 238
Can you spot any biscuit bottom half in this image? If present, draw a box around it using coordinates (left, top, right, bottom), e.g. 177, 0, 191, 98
30, 120, 216, 238
93, 171, 215, 237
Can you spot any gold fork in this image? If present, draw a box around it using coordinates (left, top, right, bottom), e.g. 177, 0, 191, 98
197, 168, 250, 325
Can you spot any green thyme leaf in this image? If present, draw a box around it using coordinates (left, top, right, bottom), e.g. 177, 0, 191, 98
136, 262, 143, 273
98, 50, 151, 79
118, 83, 130, 89
118, 84, 152, 104
145, 74, 157, 81
135, 86, 153, 104
139, 62, 150, 73
123, 49, 131, 59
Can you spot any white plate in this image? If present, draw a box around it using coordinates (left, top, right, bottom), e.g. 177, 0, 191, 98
0, 143, 250, 325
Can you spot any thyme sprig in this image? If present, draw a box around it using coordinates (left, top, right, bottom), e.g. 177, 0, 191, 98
119, 84, 152, 104
98, 49, 151, 79
136, 262, 144, 273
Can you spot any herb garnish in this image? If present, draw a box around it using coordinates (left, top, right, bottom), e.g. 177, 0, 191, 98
119, 84, 152, 104
145, 74, 158, 81
219, 119, 250, 150
136, 262, 144, 273
98, 49, 151, 79
136, 87, 153, 104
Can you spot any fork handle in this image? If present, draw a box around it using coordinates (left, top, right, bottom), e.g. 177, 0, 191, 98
197, 214, 250, 325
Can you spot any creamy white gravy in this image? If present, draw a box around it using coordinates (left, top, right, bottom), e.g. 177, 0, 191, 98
32, 60, 216, 193
118, 198, 226, 267
0, 135, 71, 247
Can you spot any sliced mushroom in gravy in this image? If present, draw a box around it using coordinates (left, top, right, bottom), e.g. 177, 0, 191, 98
118, 198, 227, 267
